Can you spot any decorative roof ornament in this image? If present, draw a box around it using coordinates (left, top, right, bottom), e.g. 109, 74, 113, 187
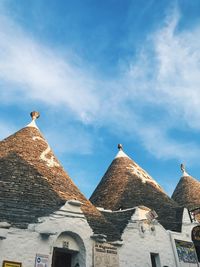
180, 163, 190, 177
30, 111, 40, 120
115, 144, 130, 159
118, 144, 123, 150
26, 111, 40, 128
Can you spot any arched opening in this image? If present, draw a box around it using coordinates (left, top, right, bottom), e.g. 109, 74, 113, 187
192, 226, 200, 262
52, 231, 86, 267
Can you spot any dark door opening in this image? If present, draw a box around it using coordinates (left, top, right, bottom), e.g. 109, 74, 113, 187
151, 253, 157, 267
52, 248, 72, 267
150, 253, 161, 267
194, 243, 200, 262
192, 226, 200, 262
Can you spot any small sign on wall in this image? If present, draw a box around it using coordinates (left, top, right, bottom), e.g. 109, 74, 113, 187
93, 242, 119, 267
2, 261, 22, 267
35, 254, 49, 267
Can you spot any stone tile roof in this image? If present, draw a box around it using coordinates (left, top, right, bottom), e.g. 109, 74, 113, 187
172, 174, 200, 210
0, 120, 120, 241
90, 148, 184, 232
101, 208, 136, 236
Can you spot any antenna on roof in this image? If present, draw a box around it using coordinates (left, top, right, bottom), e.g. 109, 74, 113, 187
30, 111, 40, 120
118, 144, 123, 150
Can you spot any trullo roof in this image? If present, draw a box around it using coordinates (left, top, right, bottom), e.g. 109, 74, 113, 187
0, 112, 120, 241
172, 164, 200, 210
90, 145, 184, 232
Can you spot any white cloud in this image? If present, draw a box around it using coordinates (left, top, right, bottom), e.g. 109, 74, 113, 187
0, 15, 101, 123
153, 15, 200, 130
1, 9, 200, 162
118, 9, 200, 161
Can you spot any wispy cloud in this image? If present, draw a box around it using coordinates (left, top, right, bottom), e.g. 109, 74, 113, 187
1, 7, 200, 163
0, 15, 101, 123
153, 11, 200, 130
118, 8, 200, 161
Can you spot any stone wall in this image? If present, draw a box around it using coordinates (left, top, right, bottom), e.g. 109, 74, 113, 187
0, 203, 94, 267
119, 207, 177, 267
169, 209, 199, 267
0, 206, 198, 267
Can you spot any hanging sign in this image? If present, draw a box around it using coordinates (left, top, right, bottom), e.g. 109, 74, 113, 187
2, 261, 22, 267
35, 254, 49, 267
93, 242, 119, 267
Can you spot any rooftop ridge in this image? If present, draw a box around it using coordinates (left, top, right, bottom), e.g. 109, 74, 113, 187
115, 149, 130, 159
98, 207, 136, 213
26, 119, 39, 129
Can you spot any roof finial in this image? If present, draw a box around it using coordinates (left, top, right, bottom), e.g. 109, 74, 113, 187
180, 163, 185, 173
30, 111, 40, 120
180, 163, 189, 177
26, 111, 40, 129
118, 144, 123, 151
115, 144, 130, 159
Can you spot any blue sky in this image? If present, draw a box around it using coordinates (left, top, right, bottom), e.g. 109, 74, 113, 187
0, 0, 200, 198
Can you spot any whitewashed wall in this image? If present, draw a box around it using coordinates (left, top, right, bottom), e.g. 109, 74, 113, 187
169, 209, 199, 267
119, 207, 177, 267
118, 207, 200, 267
0, 201, 94, 267
1, 205, 198, 267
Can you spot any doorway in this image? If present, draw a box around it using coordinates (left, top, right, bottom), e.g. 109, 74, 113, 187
192, 226, 200, 262
194, 244, 200, 262
150, 253, 161, 267
52, 248, 72, 267
52, 231, 86, 267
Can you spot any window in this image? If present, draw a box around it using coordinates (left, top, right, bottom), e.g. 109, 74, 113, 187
150, 253, 161, 267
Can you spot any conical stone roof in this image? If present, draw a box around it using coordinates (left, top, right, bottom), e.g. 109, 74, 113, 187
172, 165, 200, 210
90, 145, 183, 232
0, 113, 120, 241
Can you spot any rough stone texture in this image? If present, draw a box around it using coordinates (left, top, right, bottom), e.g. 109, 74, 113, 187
0, 205, 196, 267
118, 207, 197, 267
90, 156, 184, 232
120, 218, 177, 267
0, 126, 120, 241
101, 208, 136, 236
172, 175, 200, 210
0, 211, 94, 267
0, 122, 197, 267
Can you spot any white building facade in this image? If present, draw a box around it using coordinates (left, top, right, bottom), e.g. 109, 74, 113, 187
0, 113, 200, 267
